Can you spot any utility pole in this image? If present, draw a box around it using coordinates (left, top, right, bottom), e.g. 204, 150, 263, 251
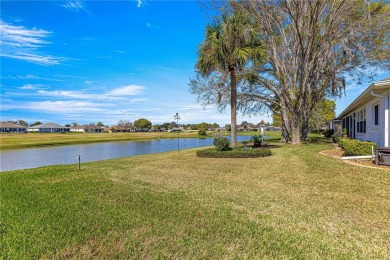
174, 112, 180, 151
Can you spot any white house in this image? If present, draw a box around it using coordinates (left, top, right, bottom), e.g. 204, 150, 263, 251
28, 123, 70, 133
336, 77, 389, 147
70, 125, 103, 133
0, 122, 27, 133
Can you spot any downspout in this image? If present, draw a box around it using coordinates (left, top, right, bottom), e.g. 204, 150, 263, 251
371, 90, 389, 147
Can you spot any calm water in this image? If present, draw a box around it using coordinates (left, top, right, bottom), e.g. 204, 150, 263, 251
0, 136, 251, 172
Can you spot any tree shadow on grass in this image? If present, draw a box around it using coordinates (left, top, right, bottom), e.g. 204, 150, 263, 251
303, 137, 332, 145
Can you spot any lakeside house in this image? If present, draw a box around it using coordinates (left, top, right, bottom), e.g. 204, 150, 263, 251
70, 125, 103, 133
28, 123, 70, 133
0, 122, 27, 133
107, 126, 132, 133
334, 77, 389, 147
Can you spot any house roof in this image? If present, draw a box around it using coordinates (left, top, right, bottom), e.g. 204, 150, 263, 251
337, 78, 390, 119
29, 122, 69, 129
0, 122, 27, 128
71, 124, 102, 130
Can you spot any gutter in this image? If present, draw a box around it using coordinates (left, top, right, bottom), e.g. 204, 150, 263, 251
371, 90, 389, 147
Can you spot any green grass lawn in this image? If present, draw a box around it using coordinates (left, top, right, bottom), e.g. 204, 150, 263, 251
0, 130, 279, 150
1, 138, 389, 258
0, 131, 204, 150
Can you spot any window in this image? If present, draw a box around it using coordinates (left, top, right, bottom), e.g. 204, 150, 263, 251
373, 104, 379, 126
357, 108, 366, 133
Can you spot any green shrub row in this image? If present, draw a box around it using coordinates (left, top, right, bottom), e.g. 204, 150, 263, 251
338, 138, 377, 156
197, 148, 272, 158
213, 136, 231, 151
323, 129, 334, 138
198, 128, 207, 135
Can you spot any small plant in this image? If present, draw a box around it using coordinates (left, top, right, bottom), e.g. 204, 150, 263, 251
323, 129, 334, 138
250, 135, 263, 147
342, 128, 348, 135
213, 136, 231, 151
198, 128, 207, 136
331, 134, 340, 143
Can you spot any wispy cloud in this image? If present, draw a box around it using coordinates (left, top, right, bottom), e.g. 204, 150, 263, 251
107, 85, 145, 96
137, 0, 143, 8
62, 0, 89, 13
20, 84, 49, 90
0, 20, 65, 65
145, 23, 158, 29
129, 98, 148, 103
33, 84, 146, 100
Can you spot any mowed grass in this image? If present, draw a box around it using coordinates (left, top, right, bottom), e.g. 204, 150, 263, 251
1, 139, 390, 258
0, 130, 280, 150
0, 131, 203, 150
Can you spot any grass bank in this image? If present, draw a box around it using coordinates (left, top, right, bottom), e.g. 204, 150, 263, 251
0, 130, 281, 150
0, 131, 204, 150
1, 139, 389, 258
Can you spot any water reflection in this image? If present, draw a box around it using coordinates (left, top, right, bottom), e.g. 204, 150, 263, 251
0, 136, 251, 172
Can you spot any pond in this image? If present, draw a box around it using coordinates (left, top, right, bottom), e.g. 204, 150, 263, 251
0, 136, 252, 172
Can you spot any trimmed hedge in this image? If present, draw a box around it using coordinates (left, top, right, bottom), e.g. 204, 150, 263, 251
213, 137, 231, 151
338, 138, 377, 156
198, 128, 207, 135
197, 148, 272, 158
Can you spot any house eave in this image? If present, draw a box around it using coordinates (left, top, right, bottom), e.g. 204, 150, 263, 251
337, 79, 390, 119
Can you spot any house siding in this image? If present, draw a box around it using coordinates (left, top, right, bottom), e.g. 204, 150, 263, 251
341, 89, 389, 147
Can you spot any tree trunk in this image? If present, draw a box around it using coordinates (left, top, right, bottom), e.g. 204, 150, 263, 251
230, 68, 237, 148
280, 107, 290, 143
291, 113, 301, 144
301, 116, 309, 141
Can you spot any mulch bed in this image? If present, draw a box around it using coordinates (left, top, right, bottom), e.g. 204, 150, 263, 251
320, 145, 390, 171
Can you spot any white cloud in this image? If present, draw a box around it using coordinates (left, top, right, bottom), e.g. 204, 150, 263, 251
62, 0, 88, 13
32, 84, 146, 100
1, 52, 65, 65
129, 98, 148, 103
20, 84, 48, 90
107, 85, 145, 96
0, 20, 65, 65
137, 0, 143, 8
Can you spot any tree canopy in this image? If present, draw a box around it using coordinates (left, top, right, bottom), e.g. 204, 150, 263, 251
194, 11, 266, 147
192, 0, 390, 144
134, 118, 152, 131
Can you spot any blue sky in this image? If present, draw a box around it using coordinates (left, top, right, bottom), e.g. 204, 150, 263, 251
1, 1, 389, 126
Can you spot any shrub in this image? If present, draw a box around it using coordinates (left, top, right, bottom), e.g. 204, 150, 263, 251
213, 137, 231, 151
323, 129, 334, 138
331, 134, 340, 143
198, 128, 207, 136
197, 148, 272, 158
250, 135, 263, 145
338, 138, 377, 156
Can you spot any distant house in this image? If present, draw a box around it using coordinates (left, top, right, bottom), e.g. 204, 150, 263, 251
237, 125, 257, 131
28, 123, 70, 133
0, 122, 27, 133
169, 127, 183, 132
108, 126, 132, 133
334, 77, 389, 147
70, 125, 103, 133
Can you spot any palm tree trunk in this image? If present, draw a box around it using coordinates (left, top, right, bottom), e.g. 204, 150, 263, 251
230, 68, 237, 148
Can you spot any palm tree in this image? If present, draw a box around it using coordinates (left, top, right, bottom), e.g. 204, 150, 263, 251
196, 12, 265, 148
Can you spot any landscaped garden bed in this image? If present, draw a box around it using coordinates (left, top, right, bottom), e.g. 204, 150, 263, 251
196, 147, 272, 158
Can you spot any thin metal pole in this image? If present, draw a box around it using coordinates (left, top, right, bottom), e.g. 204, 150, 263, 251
78, 155, 81, 170
174, 113, 180, 152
